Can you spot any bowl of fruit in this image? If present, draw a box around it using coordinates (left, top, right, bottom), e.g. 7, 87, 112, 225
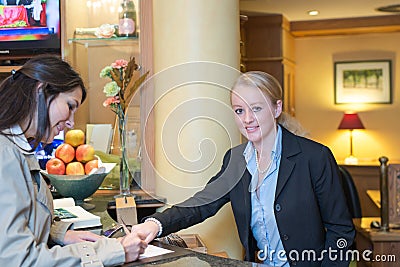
41, 129, 116, 210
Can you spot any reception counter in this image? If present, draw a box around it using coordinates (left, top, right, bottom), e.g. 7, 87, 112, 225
125, 241, 270, 267
87, 190, 270, 266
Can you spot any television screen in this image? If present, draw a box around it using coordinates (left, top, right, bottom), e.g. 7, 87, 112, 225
0, 0, 61, 59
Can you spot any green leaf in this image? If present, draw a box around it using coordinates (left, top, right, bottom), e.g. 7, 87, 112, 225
95, 151, 121, 163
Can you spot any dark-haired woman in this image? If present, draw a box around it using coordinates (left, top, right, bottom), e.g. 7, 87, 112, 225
0, 55, 146, 266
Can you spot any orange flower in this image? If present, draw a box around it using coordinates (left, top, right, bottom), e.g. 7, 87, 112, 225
103, 96, 120, 107
111, 59, 128, 69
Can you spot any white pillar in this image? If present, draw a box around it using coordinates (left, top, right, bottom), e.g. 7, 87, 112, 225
151, 0, 243, 259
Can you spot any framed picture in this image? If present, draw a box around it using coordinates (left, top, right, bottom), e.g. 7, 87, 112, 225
334, 60, 392, 104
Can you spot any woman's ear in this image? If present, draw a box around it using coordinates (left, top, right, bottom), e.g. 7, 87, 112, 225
275, 100, 283, 118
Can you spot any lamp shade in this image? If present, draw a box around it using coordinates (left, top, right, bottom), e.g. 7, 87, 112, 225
338, 113, 365, 130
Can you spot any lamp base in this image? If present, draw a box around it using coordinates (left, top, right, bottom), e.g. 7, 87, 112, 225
344, 155, 359, 165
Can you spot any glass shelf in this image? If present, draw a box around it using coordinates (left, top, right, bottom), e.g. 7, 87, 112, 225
68, 36, 139, 47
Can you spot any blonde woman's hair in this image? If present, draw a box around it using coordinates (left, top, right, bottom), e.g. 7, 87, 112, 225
232, 71, 309, 137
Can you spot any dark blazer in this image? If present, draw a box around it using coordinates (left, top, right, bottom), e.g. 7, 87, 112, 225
150, 127, 355, 266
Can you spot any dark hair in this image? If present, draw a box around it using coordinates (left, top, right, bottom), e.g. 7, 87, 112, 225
0, 54, 86, 150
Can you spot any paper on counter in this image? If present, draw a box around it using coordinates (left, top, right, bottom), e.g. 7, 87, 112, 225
53, 197, 76, 208
52, 198, 101, 229
139, 244, 174, 259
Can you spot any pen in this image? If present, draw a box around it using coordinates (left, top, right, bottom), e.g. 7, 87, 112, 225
120, 217, 131, 235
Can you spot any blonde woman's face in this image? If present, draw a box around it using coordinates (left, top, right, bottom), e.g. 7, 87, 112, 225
231, 84, 282, 145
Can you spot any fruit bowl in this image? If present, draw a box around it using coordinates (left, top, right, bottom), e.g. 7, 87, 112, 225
41, 163, 116, 210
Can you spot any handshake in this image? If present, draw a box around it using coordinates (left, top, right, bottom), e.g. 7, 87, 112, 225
64, 219, 161, 263
111, 219, 162, 262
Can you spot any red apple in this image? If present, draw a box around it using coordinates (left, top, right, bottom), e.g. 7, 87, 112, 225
84, 159, 99, 175
55, 143, 75, 163
75, 144, 95, 163
65, 129, 85, 147
66, 161, 85, 175
46, 158, 66, 175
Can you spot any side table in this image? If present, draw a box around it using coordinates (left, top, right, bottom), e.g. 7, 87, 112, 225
354, 217, 400, 267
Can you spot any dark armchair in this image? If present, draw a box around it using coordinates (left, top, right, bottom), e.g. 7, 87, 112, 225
338, 166, 362, 218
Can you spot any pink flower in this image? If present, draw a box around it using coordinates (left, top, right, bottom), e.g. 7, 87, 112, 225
111, 59, 128, 69
103, 96, 120, 107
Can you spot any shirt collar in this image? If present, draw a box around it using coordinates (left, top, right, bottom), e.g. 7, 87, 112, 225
7, 124, 35, 154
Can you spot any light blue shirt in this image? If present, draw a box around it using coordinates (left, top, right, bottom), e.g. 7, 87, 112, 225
243, 126, 288, 266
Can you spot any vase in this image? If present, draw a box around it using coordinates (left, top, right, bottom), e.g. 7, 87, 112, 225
116, 108, 133, 198
112, 108, 138, 226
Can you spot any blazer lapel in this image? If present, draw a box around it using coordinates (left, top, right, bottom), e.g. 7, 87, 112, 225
275, 157, 295, 200
275, 127, 301, 200
240, 164, 253, 258
242, 169, 251, 223
232, 144, 253, 248
234, 145, 251, 224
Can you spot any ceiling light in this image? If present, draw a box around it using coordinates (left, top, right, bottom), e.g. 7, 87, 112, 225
308, 10, 319, 16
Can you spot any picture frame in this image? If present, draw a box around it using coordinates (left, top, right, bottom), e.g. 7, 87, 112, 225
334, 60, 392, 104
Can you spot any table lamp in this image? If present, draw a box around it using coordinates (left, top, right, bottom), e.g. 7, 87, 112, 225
338, 112, 365, 165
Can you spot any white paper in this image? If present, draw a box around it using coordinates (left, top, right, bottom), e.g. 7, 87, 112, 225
53, 197, 75, 208
86, 124, 113, 153
102, 163, 117, 173
53, 198, 101, 229
139, 244, 174, 259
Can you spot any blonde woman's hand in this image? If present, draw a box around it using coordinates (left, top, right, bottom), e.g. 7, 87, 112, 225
63, 230, 103, 245
131, 221, 159, 243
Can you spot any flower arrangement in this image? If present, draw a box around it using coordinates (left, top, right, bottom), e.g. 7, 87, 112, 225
100, 57, 148, 195
101, 57, 148, 114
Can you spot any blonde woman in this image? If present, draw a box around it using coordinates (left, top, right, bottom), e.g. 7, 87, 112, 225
134, 71, 355, 266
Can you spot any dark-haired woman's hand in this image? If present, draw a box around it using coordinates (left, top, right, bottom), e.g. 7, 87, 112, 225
118, 232, 147, 263
63, 230, 103, 245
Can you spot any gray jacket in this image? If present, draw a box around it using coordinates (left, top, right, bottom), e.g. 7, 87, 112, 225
0, 125, 125, 267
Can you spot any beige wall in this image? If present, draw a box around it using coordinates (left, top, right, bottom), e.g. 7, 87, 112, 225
295, 32, 400, 164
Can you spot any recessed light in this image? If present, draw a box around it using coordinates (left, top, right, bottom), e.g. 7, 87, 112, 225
308, 10, 319, 16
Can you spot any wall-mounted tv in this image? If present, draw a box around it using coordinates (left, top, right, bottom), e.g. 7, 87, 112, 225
0, 0, 61, 60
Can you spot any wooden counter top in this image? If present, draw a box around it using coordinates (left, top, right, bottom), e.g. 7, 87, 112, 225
124, 241, 271, 266
354, 217, 400, 242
